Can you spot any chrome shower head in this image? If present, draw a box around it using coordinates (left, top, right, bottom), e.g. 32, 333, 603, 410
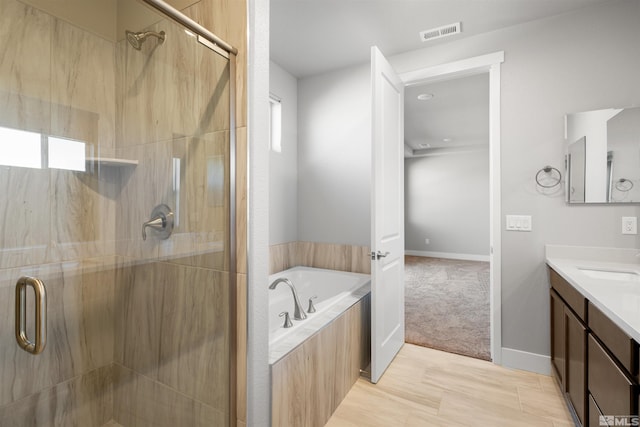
125, 30, 166, 50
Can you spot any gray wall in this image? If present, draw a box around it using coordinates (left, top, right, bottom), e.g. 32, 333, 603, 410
405, 151, 490, 256
297, 64, 372, 246
269, 61, 298, 245
296, 0, 640, 361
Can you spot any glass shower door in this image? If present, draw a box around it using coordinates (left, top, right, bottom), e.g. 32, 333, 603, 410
0, 0, 235, 425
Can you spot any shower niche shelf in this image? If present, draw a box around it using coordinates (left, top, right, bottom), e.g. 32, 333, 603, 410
85, 157, 139, 168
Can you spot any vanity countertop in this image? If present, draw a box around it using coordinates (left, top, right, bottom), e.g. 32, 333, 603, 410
546, 245, 640, 343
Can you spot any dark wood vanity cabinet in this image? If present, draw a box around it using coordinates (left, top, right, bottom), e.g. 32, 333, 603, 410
550, 289, 566, 382
549, 269, 587, 426
549, 266, 640, 427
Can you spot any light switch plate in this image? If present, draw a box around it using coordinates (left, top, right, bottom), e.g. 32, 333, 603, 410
506, 215, 532, 232
622, 217, 637, 235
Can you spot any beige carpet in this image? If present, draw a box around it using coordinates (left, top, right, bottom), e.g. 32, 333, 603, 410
404, 255, 491, 361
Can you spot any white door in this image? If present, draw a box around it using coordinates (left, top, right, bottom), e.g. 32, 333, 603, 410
370, 46, 405, 383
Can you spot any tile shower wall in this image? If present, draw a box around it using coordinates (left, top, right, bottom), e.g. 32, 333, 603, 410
0, 0, 117, 424
0, 0, 247, 425
111, 3, 235, 426
269, 241, 371, 275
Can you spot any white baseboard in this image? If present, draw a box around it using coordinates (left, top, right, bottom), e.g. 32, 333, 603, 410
501, 347, 550, 375
404, 250, 490, 262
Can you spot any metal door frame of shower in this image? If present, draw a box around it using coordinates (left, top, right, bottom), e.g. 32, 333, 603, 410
140, 0, 240, 426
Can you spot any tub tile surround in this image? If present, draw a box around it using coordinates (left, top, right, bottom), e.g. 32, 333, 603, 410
0, 0, 247, 425
272, 295, 371, 427
270, 241, 372, 275
269, 282, 370, 364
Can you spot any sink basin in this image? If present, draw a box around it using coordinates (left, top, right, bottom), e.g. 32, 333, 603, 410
578, 267, 640, 282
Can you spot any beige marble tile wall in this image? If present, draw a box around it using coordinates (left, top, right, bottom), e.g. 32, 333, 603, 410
114, 10, 231, 268
113, 260, 230, 425
111, 0, 246, 425
0, 0, 246, 424
0, 365, 113, 426
0, 260, 116, 424
182, 2, 249, 424
0, 0, 118, 270
0, 0, 120, 424
270, 241, 372, 275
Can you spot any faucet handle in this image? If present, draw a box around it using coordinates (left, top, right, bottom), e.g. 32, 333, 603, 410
141, 204, 174, 241
307, 295, 317, 313
279, 311, 293, 328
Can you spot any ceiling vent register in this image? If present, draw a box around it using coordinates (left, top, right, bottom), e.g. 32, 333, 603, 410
419, 22, 461, 42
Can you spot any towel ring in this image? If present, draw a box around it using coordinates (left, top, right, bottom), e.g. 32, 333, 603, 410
615, 178, 634, 192
535, 166, 562, 188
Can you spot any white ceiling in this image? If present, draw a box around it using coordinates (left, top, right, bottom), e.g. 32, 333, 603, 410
271, 0, 610, 78
405, 73, 489, 157
271, 0, 613, 159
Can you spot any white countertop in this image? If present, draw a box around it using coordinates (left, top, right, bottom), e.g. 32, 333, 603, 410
546, 245, 640, 343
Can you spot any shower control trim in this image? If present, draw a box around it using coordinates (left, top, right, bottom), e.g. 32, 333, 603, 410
142, 204, 174, 241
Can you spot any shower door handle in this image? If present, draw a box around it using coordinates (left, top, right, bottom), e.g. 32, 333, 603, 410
15, 276, 47, 355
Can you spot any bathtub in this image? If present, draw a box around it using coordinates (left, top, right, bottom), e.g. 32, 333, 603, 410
268, 266, 370, 364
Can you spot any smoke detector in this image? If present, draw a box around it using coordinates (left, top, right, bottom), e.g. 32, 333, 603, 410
419, 22, 462, 42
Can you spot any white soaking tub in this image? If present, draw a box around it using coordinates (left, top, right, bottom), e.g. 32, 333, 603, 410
268, 266, 370, 364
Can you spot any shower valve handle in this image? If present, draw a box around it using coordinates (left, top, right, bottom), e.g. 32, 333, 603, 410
142, 204, 174, 241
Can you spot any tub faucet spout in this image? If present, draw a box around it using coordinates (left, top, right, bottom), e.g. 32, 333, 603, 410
269, 278, 307, 320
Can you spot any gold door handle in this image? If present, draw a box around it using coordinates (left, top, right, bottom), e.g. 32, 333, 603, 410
15, 276, 47, 355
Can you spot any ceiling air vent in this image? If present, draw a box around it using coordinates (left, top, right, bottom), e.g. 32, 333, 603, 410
419, 22, 461, 42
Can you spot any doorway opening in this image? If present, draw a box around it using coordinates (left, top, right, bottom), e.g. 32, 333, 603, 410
404, 72, 491, 360
399, 52, 504, 364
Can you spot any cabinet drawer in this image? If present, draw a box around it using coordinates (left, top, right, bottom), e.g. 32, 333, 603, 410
549, 268, 586, 320
588, 302, 638, 378
588, 334, 636, 416
589, 394, 608, 427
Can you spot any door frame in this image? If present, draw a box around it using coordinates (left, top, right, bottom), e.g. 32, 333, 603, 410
398, 51, 504, 364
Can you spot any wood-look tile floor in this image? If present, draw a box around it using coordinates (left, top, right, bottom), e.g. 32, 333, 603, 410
326, 344, 574, 427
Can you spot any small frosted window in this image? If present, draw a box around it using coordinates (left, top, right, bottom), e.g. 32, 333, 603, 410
0, 126, 42, 169
269, 96, 282, 153
48, 136, 86, 172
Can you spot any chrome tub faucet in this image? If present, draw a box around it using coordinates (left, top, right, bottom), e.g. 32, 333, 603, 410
269, 278, 307, 320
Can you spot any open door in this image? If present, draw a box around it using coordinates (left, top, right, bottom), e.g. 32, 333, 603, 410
370, 46, 405, 383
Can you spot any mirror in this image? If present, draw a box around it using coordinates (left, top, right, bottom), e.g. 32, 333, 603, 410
565, 106, 640, 203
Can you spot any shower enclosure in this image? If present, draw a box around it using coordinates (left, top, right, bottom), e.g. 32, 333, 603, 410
0, 0, 237, 425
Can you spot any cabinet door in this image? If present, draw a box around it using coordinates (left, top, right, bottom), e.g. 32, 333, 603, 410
551, 289, 565, 385
566, 306, 587, 426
